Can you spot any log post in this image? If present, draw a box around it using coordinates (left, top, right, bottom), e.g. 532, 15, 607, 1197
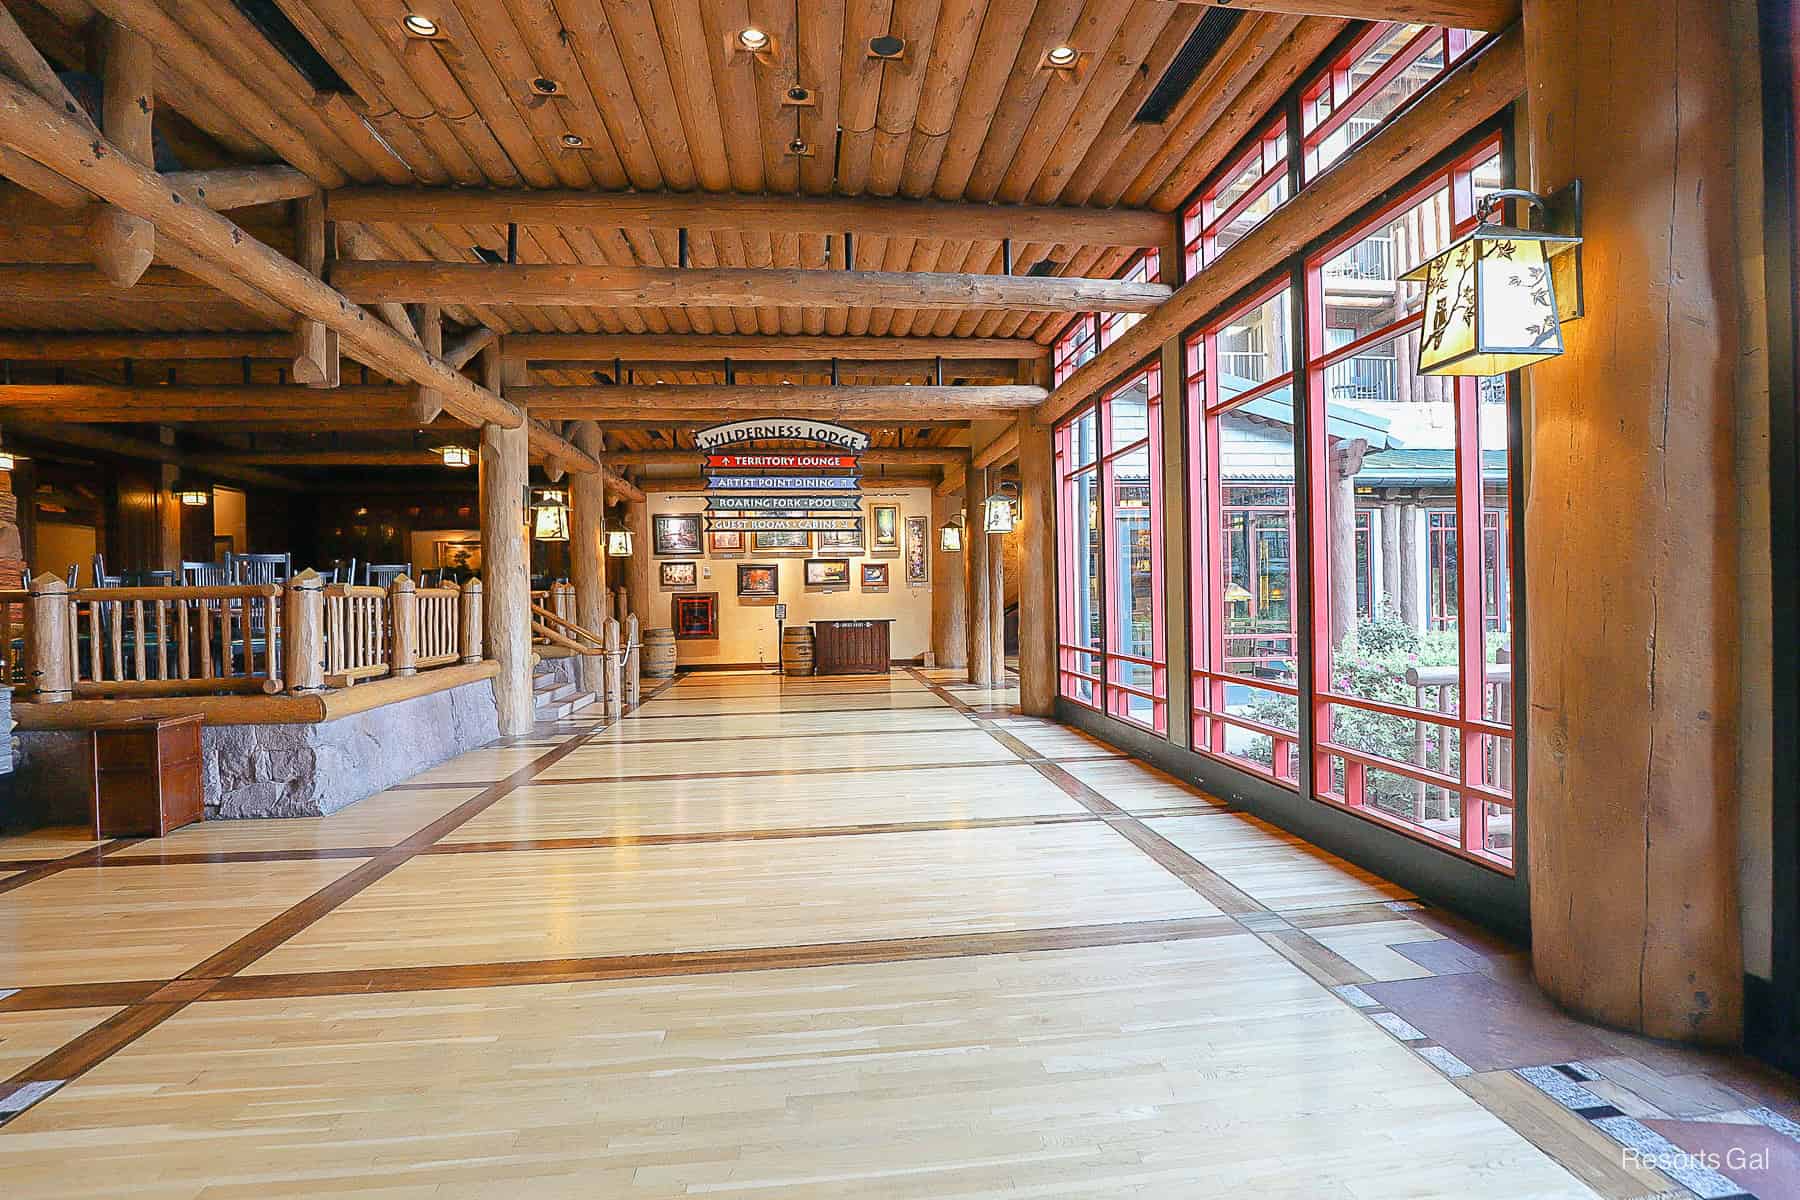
625, 613, 641, 709
1328, 438, 1368, 652
408, 303, 442, 423
481, 344, 533, 735
931, 489, 968, 670
1017, 417, 1057, 716
283, 569, 325, 693
989, 502, 1006, 687
292, 194, 339, 387
966, 468, 992, 688
569, 420, 607, 697
1522, 0, 1744, 1043
389, 574, 418, 676
624, 499, 652, 662
88, 17, 153, 286
603, 617, 622, 721
459, 577, 483, 663
24, 572, 72, 702
613, 585, 628, 627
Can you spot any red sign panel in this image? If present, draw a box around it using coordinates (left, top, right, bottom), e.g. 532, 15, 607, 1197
706, 453, 859, 470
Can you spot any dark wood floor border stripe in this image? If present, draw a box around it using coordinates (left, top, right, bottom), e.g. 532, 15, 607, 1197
423, 812, 1101, 856
523, 757, 1104, 787
584, 723, 974, 747
75, 846, 393, 868
0, 677, 684, 1101
0, 980, 165, 1014
0, 839, 139, 897
617, 701, 953, 721
199, 916, 1246, 1002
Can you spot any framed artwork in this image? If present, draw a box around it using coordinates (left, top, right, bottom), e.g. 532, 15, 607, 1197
904, 515, 929, 583
436, 539, 482, 571
803, 557, 850, 588
737, 562, 779, 598
860, 562, 889, 592
870, 503, 900, 551
709, 527, 745, 555
671, 591, 718, 639
752, 529, 811, 554
653, 513, 703, 556
815, 524, 864, 554
660, 561, 697, 589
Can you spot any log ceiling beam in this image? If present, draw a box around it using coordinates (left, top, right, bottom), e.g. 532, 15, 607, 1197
203, 450, 455, 467
0, 384, 413, 423
326, 188, 1171, 248
5, 419, 300, 489
503, 334, 1049, 363
0, 168, 318, 225
1041, 24, 1524, 426
0, 333, 296, 360
601, 447, 969, 468
1155, 0, 1518, 30
515, 385, 1046, 423
0, 69, 603, 478
328, 264, 1171, 314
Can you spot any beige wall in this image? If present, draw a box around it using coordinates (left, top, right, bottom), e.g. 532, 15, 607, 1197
211, 486, 247, 556
34, 521, 96, 585
645, 486, 936, 667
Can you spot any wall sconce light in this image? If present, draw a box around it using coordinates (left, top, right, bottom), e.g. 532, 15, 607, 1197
0, 431, 24, 472
938, 513, 965, 553
172, 478, 211, 508
1402, 185, 1584, 377
605, 528, 634, 557
529, 486, 569, 541
984, 482, 1019, 534
434, 444, 473, 468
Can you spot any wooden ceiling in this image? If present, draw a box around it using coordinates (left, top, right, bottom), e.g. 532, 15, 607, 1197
0, 0, 1353, 367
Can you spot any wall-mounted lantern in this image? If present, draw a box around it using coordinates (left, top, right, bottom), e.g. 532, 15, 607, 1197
1402, 186, 1584, 377
983, 482, 1019, 535
605, 528, 634, 557
938, 513, 965, 553
0, 430, 24, 472
434, 443, 473, 468
529, 486, 570, 541
172, 477, 211, 507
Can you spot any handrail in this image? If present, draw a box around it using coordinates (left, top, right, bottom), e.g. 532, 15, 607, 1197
529, 601, 606, 653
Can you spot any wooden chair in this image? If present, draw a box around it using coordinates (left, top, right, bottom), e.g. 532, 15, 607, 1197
63, 564, 77, 588
231, 552, 292, 587
140, 569, 176, 587
363, 562, 412, 589
180, 561, 230, 586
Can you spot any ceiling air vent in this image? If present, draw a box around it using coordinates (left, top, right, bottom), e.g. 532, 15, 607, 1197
230, 0, 351, 94
1133, 9, 1245, 125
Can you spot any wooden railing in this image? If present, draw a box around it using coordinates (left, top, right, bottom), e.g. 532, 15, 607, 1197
323, 583, 390, 688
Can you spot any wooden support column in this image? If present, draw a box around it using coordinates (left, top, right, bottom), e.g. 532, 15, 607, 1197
292, 195, 339, 387
931, 489, 968, 670
624, 498, 652, 655
1328, 439, 1367, 652
408, 304, 443, 423
88, 17, 153, 286
1379, 501, 1402, 615
1017, 417, 1057, 716
966, 468, 992, 689
1522, 0, 1744, 1044
569, 421, 607, 697
1398, 500, 1423, 631
479, 344, 532, 736
989, 504, 1006, 688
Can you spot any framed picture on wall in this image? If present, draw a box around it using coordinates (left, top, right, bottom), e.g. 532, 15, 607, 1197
904, 515, 929, 583
870, 503, 900, 552
671, 591, 718, 640
653, 514, 703, 556
660, 561, 697, 589
752, 529, 811, 554
803, 557, 850, 589
860, 562, 889, 592
737, 562, 779, 598
435, 539, 482, 571
709, 527, 745, 555
815, 524, 864, 554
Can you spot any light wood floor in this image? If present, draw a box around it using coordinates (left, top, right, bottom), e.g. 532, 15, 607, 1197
0, 668, 1646, 1196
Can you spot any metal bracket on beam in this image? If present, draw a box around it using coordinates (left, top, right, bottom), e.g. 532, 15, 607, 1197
678, 227, 690, 269
934, 356, 943, 386
507, 222, 519, 265
830, 357, 839, 386
844, 231, 854, 271
1002, 238, 1012, 276
724, 356, 735, 386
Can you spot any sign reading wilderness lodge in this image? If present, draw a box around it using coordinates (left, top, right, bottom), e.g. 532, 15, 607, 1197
696, 418, 871, 534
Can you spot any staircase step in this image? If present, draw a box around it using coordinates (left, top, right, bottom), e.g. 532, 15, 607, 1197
535, 691, 596, 721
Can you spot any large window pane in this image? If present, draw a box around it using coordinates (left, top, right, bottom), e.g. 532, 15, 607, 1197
1217, 292, 1293, 404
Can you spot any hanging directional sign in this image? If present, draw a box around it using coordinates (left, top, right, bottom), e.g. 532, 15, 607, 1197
707, 515, 864, 533
707, 453, 860, 470
693, 419, 871, 454
707, 494, 863, 512
706, 473, 861, 492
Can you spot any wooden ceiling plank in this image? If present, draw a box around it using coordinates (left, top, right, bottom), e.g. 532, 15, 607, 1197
602, 0, 705, 191
552, 0, 665, 189
745, 0, 798, 193
865, 0, 940, 195
895, 0, 990, 197
696, 0, 766, 193
932, 0, 1065, 200
496, 0, 631, 187
434, 0, 586, 189
796, 0, 846, 196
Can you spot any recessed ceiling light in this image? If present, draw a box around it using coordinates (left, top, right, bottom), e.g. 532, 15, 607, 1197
868, 34, 905, 59
738, 27, 769, 51
402, 13, 439, 37
1045, 44, 1078, 68
531, 76, 562, 95
560, 132, 586, 148
786, 137, 811, 156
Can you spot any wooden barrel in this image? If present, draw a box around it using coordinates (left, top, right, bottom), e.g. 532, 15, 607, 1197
781, 625, 815, 677
642, 627, 677, 679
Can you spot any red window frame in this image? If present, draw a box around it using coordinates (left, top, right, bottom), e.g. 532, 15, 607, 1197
1302, 134, 1514, 871
1301, 23, 1478, 181
1098, 251, 1162, 351
1186, 282, 1301, 785
1055, 362, 1168, 732
1052, 251, 1163, 386
1181, 120, 1289, 278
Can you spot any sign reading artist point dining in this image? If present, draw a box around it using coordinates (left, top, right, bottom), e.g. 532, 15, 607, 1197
698, 417, 868, 534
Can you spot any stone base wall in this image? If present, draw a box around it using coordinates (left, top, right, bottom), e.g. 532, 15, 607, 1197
13, 676, 500, 824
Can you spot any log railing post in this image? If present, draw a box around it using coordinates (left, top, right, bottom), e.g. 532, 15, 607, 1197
603, 617, 622, 721
284, 569, 326, 693
625, 613, 641, 709
389, 574, 418, 676
24, 572, 72, 702
459, 577, 484, 663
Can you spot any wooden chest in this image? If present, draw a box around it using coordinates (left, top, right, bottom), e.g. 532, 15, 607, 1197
90, 714, 204, 839
811, 619, 893, 676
